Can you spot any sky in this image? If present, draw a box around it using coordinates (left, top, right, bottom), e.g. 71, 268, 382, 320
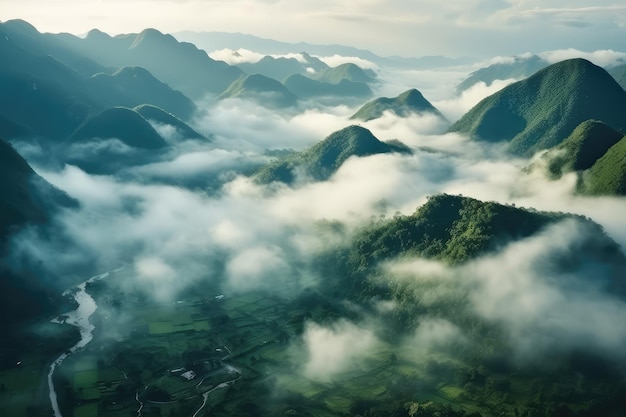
3, 0, 626, 57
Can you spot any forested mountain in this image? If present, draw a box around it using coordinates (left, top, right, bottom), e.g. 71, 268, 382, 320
350, 89, 447, 122
254, 125, 410, 184
237, 52, 329, 81
449, 59, 626, 156
284, 74, 372, 100
219, 74, 299, 108
456, 55, 547, 93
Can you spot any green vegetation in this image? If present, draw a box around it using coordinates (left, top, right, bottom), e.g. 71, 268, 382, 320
449, 58, 626, 156
543, 120, 625, 178
219, 74, 299, 108
608, 63, 626, 91
254, 125, 411, 184
237, 52, 329, 82
350, 89, 446, 122
582, 136, 626, 195
68, 107, 168, 149
311, 63, 376, 84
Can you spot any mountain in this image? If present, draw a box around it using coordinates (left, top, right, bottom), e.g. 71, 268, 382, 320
56, 27, 244, 99
542, 120, 624, 178
133, 104, 206, 140
449, 58, 626, 156
582, 137, 626, 195
284, 74, 372, 100
312, 63, 376, 84
219, 74, 298, 108
0, 137, 77, 328
254, 125, 411, 184
350, 89, 447, 122
608, 63, 626, 91
456, 55, 547, 94
237, 53, 329, 81
87, 67, 196, 120
68, 107, 168, 149
346, 194, 622, 271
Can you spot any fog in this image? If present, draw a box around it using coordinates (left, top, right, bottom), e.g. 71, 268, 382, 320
8, 47, 626, 386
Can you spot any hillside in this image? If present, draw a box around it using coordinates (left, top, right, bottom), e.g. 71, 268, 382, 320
350, 89, 447, 122
608, 63, 626, 91
219, 74, 298, 108
456, 55, 547, 93
312, 63, 376, 84
449, 58, 626, 156
542, 120, 624, 178
88, 67, 195, 120
582, 137, 626, 195
68, 107, 168, 149
56, 27, 244, 99
133, 105, 205, 140
284, 74, 372, 100
254, 125, 410, 184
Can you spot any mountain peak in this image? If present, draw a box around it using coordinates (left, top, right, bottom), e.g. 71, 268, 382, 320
351, 88, 446, 122
449, 58, 626, 156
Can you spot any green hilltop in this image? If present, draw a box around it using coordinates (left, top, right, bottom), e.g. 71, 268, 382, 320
219, 74, 299, 108
449, 58, 626, 156
237, 52, 329, 82
254, 125, 411, 185
312, 62, 376, 84
69, 106, 168, 149
350, 88, 447, 122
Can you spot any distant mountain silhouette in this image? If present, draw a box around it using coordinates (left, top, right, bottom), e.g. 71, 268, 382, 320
134, 104, 206, 140
350, 89, 447, 122
88, 66, 196, 120
237, 52, 329, 82
219, 74, 299, 108
456, 55, 547, 94
69, 107, 168, 149
56, 27, 244, 99
311, 63, 376, 84
608, 63, 626, 91
449, 59, 626, 156
284, 74, 372, 100
254, 125, 410, 184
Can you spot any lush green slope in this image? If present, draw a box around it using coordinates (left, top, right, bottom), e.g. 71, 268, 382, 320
456, 55, 547, 93
68, 107, 168, 149
88, 67, 196, 120
543, 120, 625, 178
219, 74, 299, 108
350, 88, 447, 122
582, 137, 626, 195
449, 58, 626, 156
56, 27, 244, 98
284, 73, 372, 99
133, 104, 206, 140
255, 125, 410, 184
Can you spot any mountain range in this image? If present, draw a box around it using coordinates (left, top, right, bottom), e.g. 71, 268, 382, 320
350, 89, 447, 122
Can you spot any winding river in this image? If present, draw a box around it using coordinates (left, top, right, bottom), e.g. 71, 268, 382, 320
47, 271, 113, 417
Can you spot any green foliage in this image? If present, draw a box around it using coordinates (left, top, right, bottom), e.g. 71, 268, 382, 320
254, 125, 411, 185
582, 136, 626, 195
350, 88, 447, 122
310, 63, 376, 84
543, 120, 624, 178
449, 59, 626, 156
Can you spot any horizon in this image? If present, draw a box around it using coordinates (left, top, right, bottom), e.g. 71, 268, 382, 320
4, 1, 626, 58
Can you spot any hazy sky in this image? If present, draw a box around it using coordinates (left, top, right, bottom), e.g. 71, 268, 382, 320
4, 0, 626, 57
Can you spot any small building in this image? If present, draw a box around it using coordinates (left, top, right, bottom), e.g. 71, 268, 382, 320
181, 370, 196, 381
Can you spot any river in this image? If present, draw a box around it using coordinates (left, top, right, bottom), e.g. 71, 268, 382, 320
47, 270, 115, 417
